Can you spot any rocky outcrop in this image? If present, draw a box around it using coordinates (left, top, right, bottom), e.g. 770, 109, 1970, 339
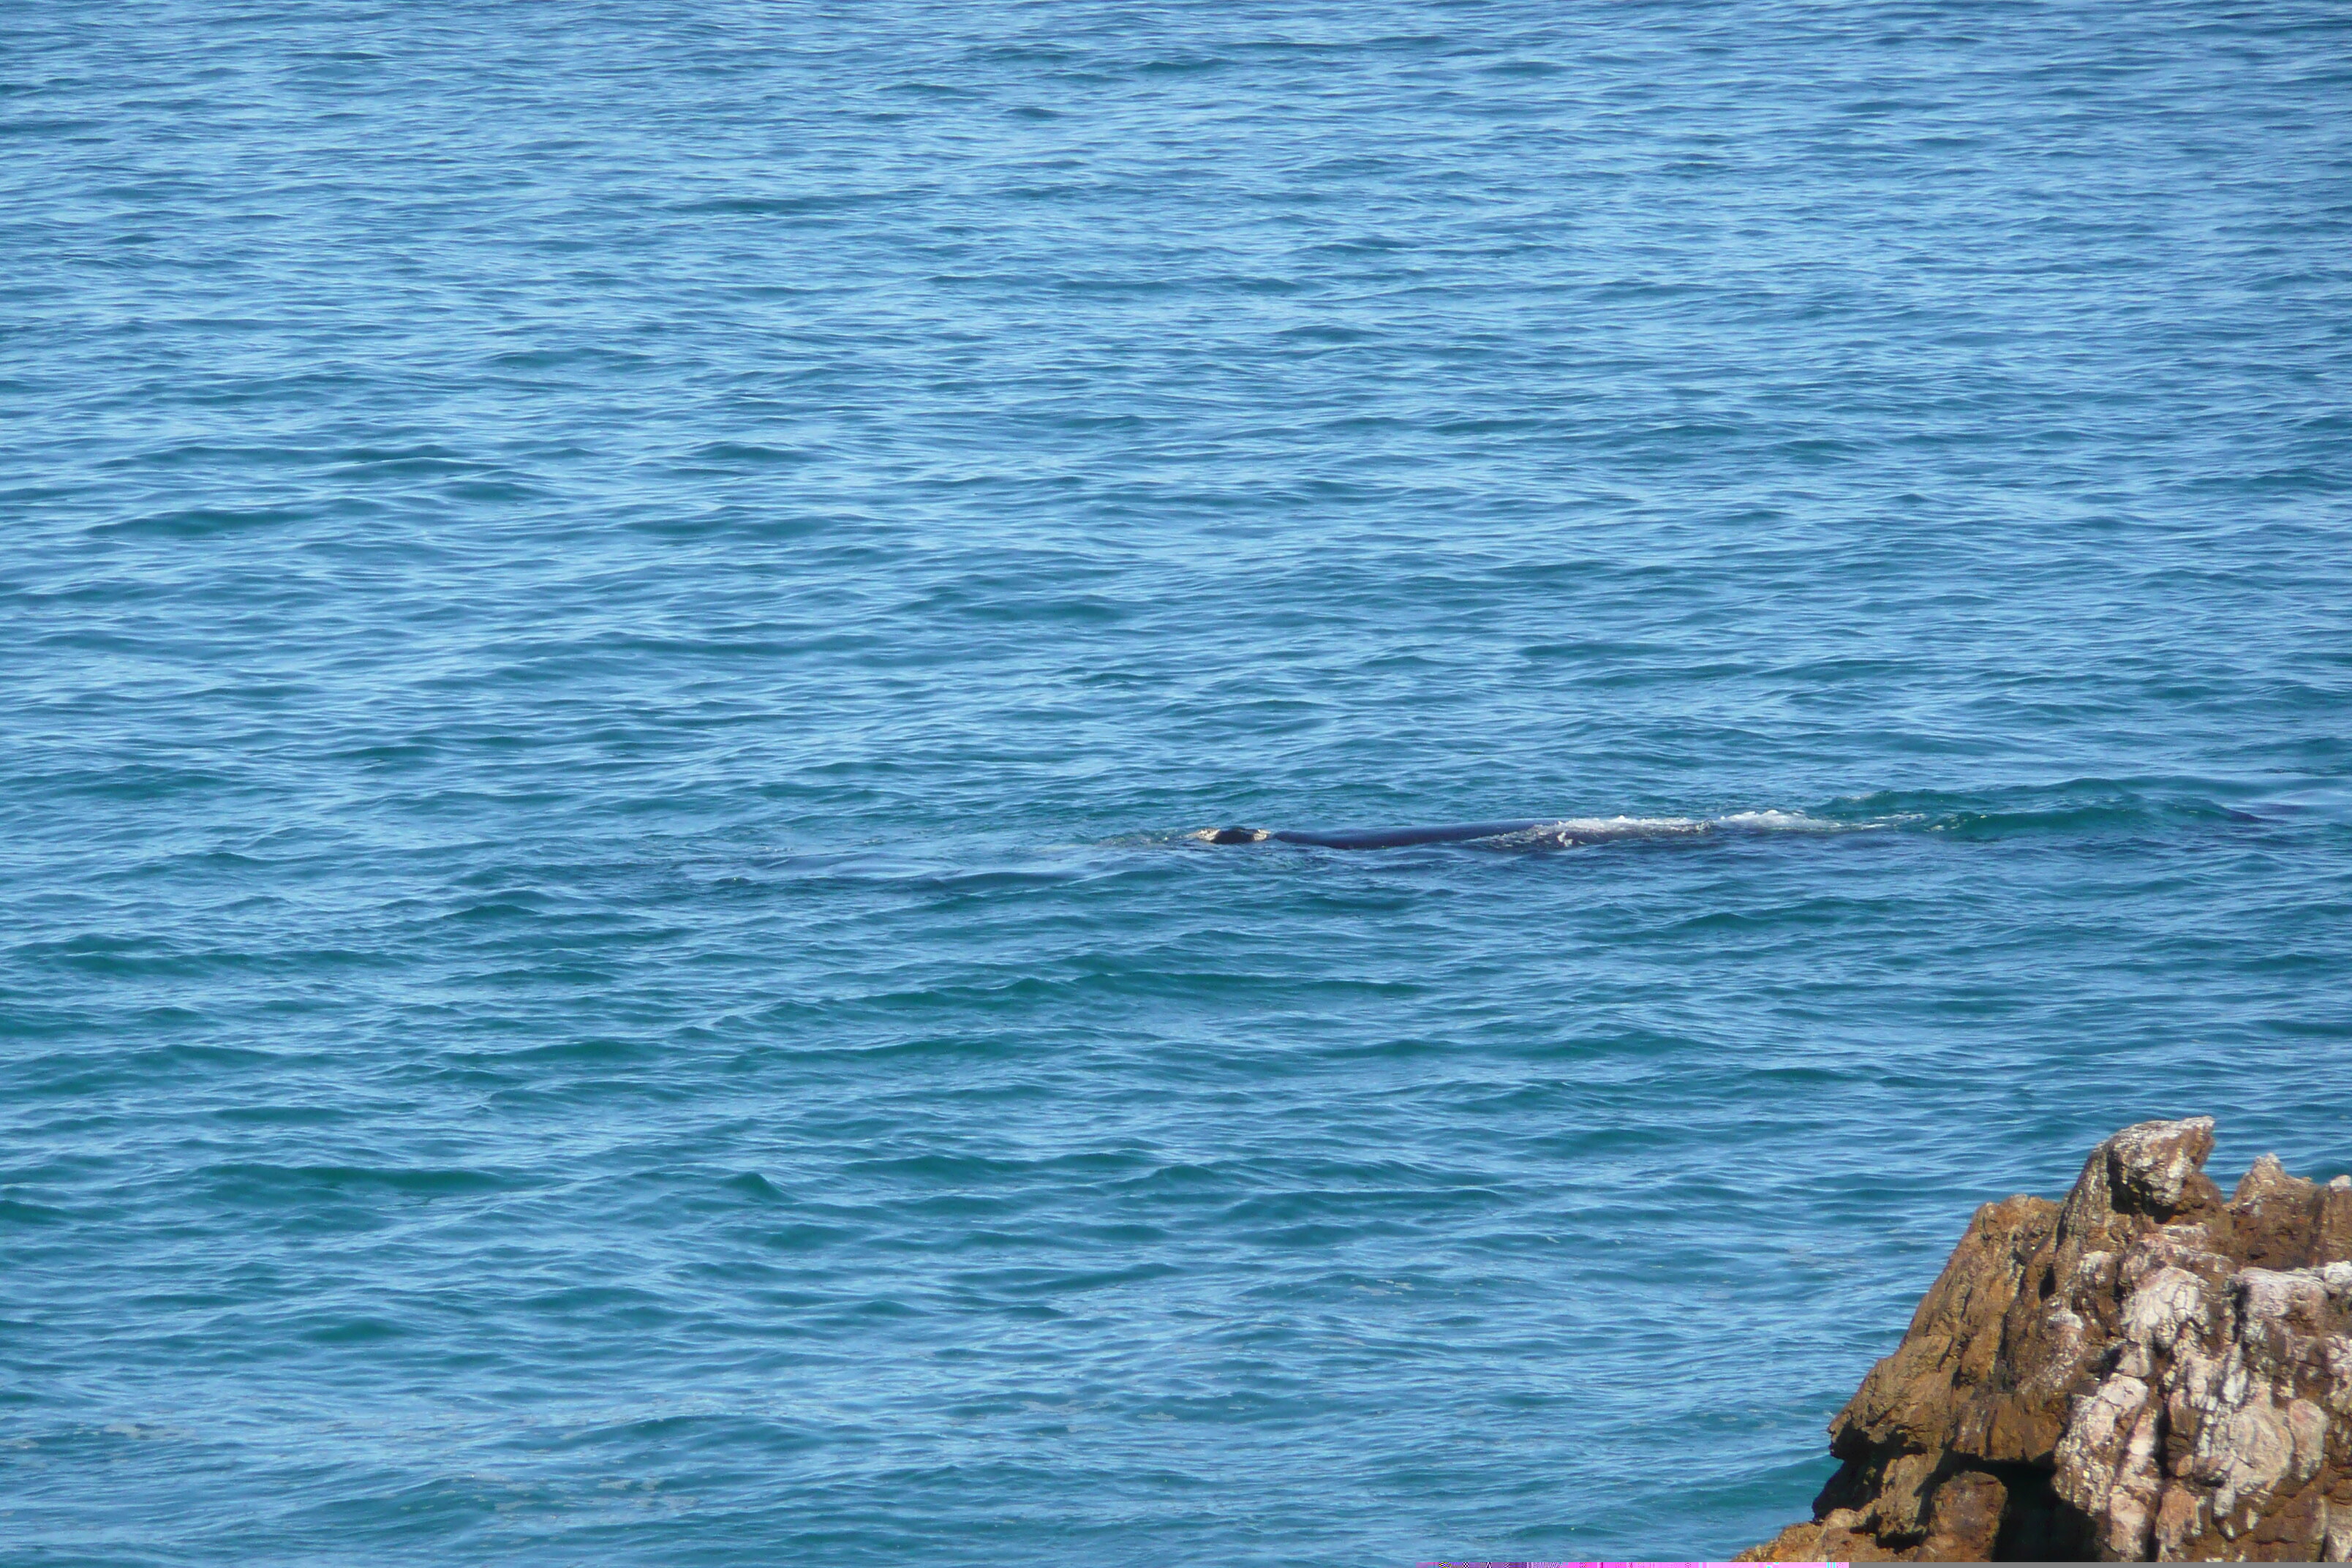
1740, 1119, 2352, 1561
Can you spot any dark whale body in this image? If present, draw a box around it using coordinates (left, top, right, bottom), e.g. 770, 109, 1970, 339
1205, 820, 1548, 849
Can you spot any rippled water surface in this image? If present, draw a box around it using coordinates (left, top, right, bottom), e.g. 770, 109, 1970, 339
7, 1, 2351, 1561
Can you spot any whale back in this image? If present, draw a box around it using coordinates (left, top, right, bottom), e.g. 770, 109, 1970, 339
1267, 820, 1547, 850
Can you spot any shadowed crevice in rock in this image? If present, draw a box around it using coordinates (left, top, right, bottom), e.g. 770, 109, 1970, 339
1739, 1118, 2352, 1562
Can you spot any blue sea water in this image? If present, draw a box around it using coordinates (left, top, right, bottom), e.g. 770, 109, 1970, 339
5, 0, 2351, 1561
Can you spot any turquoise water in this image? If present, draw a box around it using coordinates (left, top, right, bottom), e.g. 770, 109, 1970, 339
6, 1, 2351, 1561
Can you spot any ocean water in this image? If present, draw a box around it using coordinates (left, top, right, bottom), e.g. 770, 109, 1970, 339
5, 1, 2350, 1561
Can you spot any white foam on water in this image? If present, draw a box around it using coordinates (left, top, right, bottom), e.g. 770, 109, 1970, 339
1714, 810, 1843, 832
1477, 810, 1917, 849
1718, 809, 1923, 834
1480, 816, 1709, 848
1166, 809, 1919, 851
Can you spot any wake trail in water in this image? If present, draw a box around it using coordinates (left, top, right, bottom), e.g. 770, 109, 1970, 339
1186, 810, 1872, 850
1176, 788, 2280, 851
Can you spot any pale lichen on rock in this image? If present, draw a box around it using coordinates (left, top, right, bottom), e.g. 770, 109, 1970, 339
1738, 1118, 2352, 1561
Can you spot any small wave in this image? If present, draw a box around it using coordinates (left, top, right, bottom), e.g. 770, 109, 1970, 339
1820, 781, 2263, 839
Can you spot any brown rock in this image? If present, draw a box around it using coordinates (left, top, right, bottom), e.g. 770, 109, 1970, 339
1741, 1119, 2352, 1561
1919, 1469, 2008, 1559
1733, 1520, 1825, 1561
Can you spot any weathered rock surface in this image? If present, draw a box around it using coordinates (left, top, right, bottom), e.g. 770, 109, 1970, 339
1739, 1119, 2352, 1561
